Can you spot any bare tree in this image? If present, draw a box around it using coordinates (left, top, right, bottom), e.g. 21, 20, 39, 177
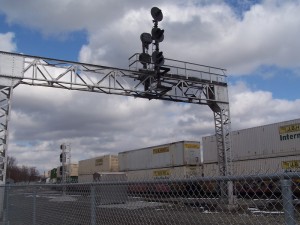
6, 156, 41, 183
7, 156, 17, 168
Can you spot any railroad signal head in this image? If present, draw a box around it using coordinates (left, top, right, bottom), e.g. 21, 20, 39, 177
152, 50, 164, 67
140, 33, 152, 49
151, 27, 164, 42
60, 153, 66, 163
139, 53, 151, 65
151, 7, 163, 22
60, 144, 66, 150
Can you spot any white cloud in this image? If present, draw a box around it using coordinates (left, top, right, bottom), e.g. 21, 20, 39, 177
9, 85, 200, 171
229, 81, 300, 129
73, 0, 300, 74
0, 32, 16, 52
7, 79, 300, 172
1, 1, 300, 73
1, 0, 300, 172
224, 0, 300, 73
163, 1, 300, 74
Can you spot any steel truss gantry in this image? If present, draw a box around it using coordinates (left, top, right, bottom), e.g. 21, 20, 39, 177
0, 51, 233, 200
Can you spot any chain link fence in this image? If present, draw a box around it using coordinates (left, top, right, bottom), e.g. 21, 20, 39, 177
1, 172, 299, 225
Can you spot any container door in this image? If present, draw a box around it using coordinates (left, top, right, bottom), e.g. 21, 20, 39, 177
184, 143, 200, 165
152, 145, 172, 168
118, 153, 127, 171
187, 149, 199, 165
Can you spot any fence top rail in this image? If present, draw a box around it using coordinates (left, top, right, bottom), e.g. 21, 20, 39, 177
1, 172, 300, 188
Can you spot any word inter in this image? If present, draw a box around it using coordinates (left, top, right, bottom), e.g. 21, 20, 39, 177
280, 132, 300, 141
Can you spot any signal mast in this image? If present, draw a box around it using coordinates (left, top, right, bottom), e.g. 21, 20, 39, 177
138, 7, 171, 93
59, 143, 71, 183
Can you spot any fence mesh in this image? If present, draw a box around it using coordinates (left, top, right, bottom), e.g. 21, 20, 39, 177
1, 172, 299, 225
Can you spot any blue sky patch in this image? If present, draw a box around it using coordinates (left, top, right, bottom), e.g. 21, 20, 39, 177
229, 65, 300, 100
225, 0, 262, 18
0, 14, 87, 62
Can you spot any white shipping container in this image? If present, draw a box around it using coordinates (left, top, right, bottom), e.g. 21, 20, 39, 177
125, 166, 202, 181
202, 163, 219, 177
202, 136, 218, 163
203, 118, 300, 163
232, 155, 300, 175
78, 174, 93, 183
57, 164, 78, 178
78, 172, 127, 183
78, 155, 118, 175
69, 164, 78, 177
118, 141, 201, 171
203, 155, 300, 177
93, 172, 127, 182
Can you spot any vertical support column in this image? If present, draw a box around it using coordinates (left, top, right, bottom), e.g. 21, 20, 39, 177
32, 187, 37, 225
208, 80, 234, 205
0, 86, 14, 218
0, 55, 24, 214
212, 104, 232, 177
0, 86, 13, 183
3, 185, 9, 223
62, 147, 66, 196
281, 179, 295, 225
90, 185, 96, 225
212, 104, 234, 205
60, 143, 71, 185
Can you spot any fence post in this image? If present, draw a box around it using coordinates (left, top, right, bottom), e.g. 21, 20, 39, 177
3, 185, 9, 224
227, 181, 236, 205
281, 178, 295, 225
33, 187, 36, 225
90, 185, 96, 225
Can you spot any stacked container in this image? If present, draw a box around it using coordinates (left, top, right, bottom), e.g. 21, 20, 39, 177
118, 141, 201, 180
202, 118, 300, 176
78, 155, 118, 182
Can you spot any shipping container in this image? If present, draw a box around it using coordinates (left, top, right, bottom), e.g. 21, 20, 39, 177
69, 164, 79, 177
203, 155, 300, 177
203, 118, 300, 163
232, 155, 300, 175
125, 166, 202, 181
78, 155, 118, 175
78, 172, 127, 183
78, 174, 93, 183
56, 164, 78, 178
118, 141, 201, 171
202, 163, 219, 177
93, 172, 127, 182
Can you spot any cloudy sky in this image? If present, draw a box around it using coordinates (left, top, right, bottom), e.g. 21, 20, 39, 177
0, 0, 300, 174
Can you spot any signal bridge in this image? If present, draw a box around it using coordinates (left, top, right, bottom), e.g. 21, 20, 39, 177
0, 51, 231, 178
0, 6, 233, 205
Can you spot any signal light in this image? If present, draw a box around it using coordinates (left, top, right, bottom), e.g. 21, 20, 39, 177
151, 27, 164, 42
60, 153, 66, 163
140, 33, 152, 49
152, 51, 164, 67
139, 53, 151, 65
151, 7, 163, 22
